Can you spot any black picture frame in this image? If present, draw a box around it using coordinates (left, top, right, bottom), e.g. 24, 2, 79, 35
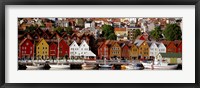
0, 0, 200, 88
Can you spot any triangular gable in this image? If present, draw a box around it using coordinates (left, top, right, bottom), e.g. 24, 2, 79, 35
139, 36, 145, 40
36, 38, 46, 47
79, 40, 89, 48
69, 40, 79, 48
51, 32, 61, 39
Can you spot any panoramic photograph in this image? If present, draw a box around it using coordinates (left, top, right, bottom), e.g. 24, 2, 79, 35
18, 17, 182, 70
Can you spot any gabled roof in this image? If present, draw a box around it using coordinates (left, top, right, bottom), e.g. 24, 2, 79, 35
49, 41, 58, 46
36, 38, 47, 46
139, 36, 145, 40
19, 38, 32, 46
45, 30, 53, 37
98, 40, 111, 48
174, 40, 182, 47
114, 28, 126, 31
50, 32, 61, 39
32, 32, 40, 39
35, 28, 44, 36
61, 32, 71, 38
134, 40, 144, 47
79, 40, 89, 48
162, 40, 172, 47
18, 32, 33, 39
69, 40, 79, 47
146, 41, 153, 47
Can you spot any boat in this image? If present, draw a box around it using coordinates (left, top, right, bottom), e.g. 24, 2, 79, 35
99, 64, 113, 68
99, 58, 112, 68
141, 60, 178, 70
125, 63, 145, 70
82, 63, 96, 70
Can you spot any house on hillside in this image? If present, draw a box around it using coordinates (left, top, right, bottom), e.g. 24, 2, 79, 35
114, 28, 128, 41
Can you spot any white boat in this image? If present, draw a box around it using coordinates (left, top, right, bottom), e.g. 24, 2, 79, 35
99, 58, 112, 68
26, 64, 70, 70
82, 63, 96, 70
141, 60, 178, 70
99, 64, 112, 68
125, 63, 145, 70
125, 65, 134, 70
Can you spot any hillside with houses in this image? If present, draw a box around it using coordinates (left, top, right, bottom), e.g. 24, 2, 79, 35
18, 17, 182, 64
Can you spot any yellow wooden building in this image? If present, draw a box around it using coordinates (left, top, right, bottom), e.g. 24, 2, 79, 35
129, 43, 138, 60
134, 40, 149, 59
36, 38, 49, 60
109, 41, 121, 58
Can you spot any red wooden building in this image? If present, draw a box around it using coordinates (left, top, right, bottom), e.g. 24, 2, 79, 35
121, 43, 130, 59
19, 38, 34, 59
58, 39, 70, 58
174, 40, 182, 53
49, 42, 58, 59
50, 32, 61, 42
98, 40, 111, 60
163, 41, 177, 53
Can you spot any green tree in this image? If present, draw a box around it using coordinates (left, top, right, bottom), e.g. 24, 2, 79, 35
77, 18, 84, 28
65, 26, 73, 35
54, 26, 63, 33
134, 29, 141, 39
101, 24, 116, 40
107, 33, 117, 40
26, 25, 37, 33
163, 24, 182, 41
150, 26, 163, 41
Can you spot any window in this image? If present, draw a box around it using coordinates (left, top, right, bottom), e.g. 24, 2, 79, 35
26, 43, 29, 45
25, 51, 26, 53
30, 47, 32, 49
42, 43, 43, 45
38, 47, 39, 49
38, 52, 39, 53
46, 47, 47, 49
30, 51, 32, 53
43, 47, 44, 49
25, 47, 26, 49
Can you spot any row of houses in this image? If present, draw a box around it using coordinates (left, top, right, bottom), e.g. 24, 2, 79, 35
18, 38, 95, 60
98, 40, 182, 60
18, 28, 94, 46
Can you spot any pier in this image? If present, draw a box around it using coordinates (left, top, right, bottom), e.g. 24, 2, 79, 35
18, 60, 133, 69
